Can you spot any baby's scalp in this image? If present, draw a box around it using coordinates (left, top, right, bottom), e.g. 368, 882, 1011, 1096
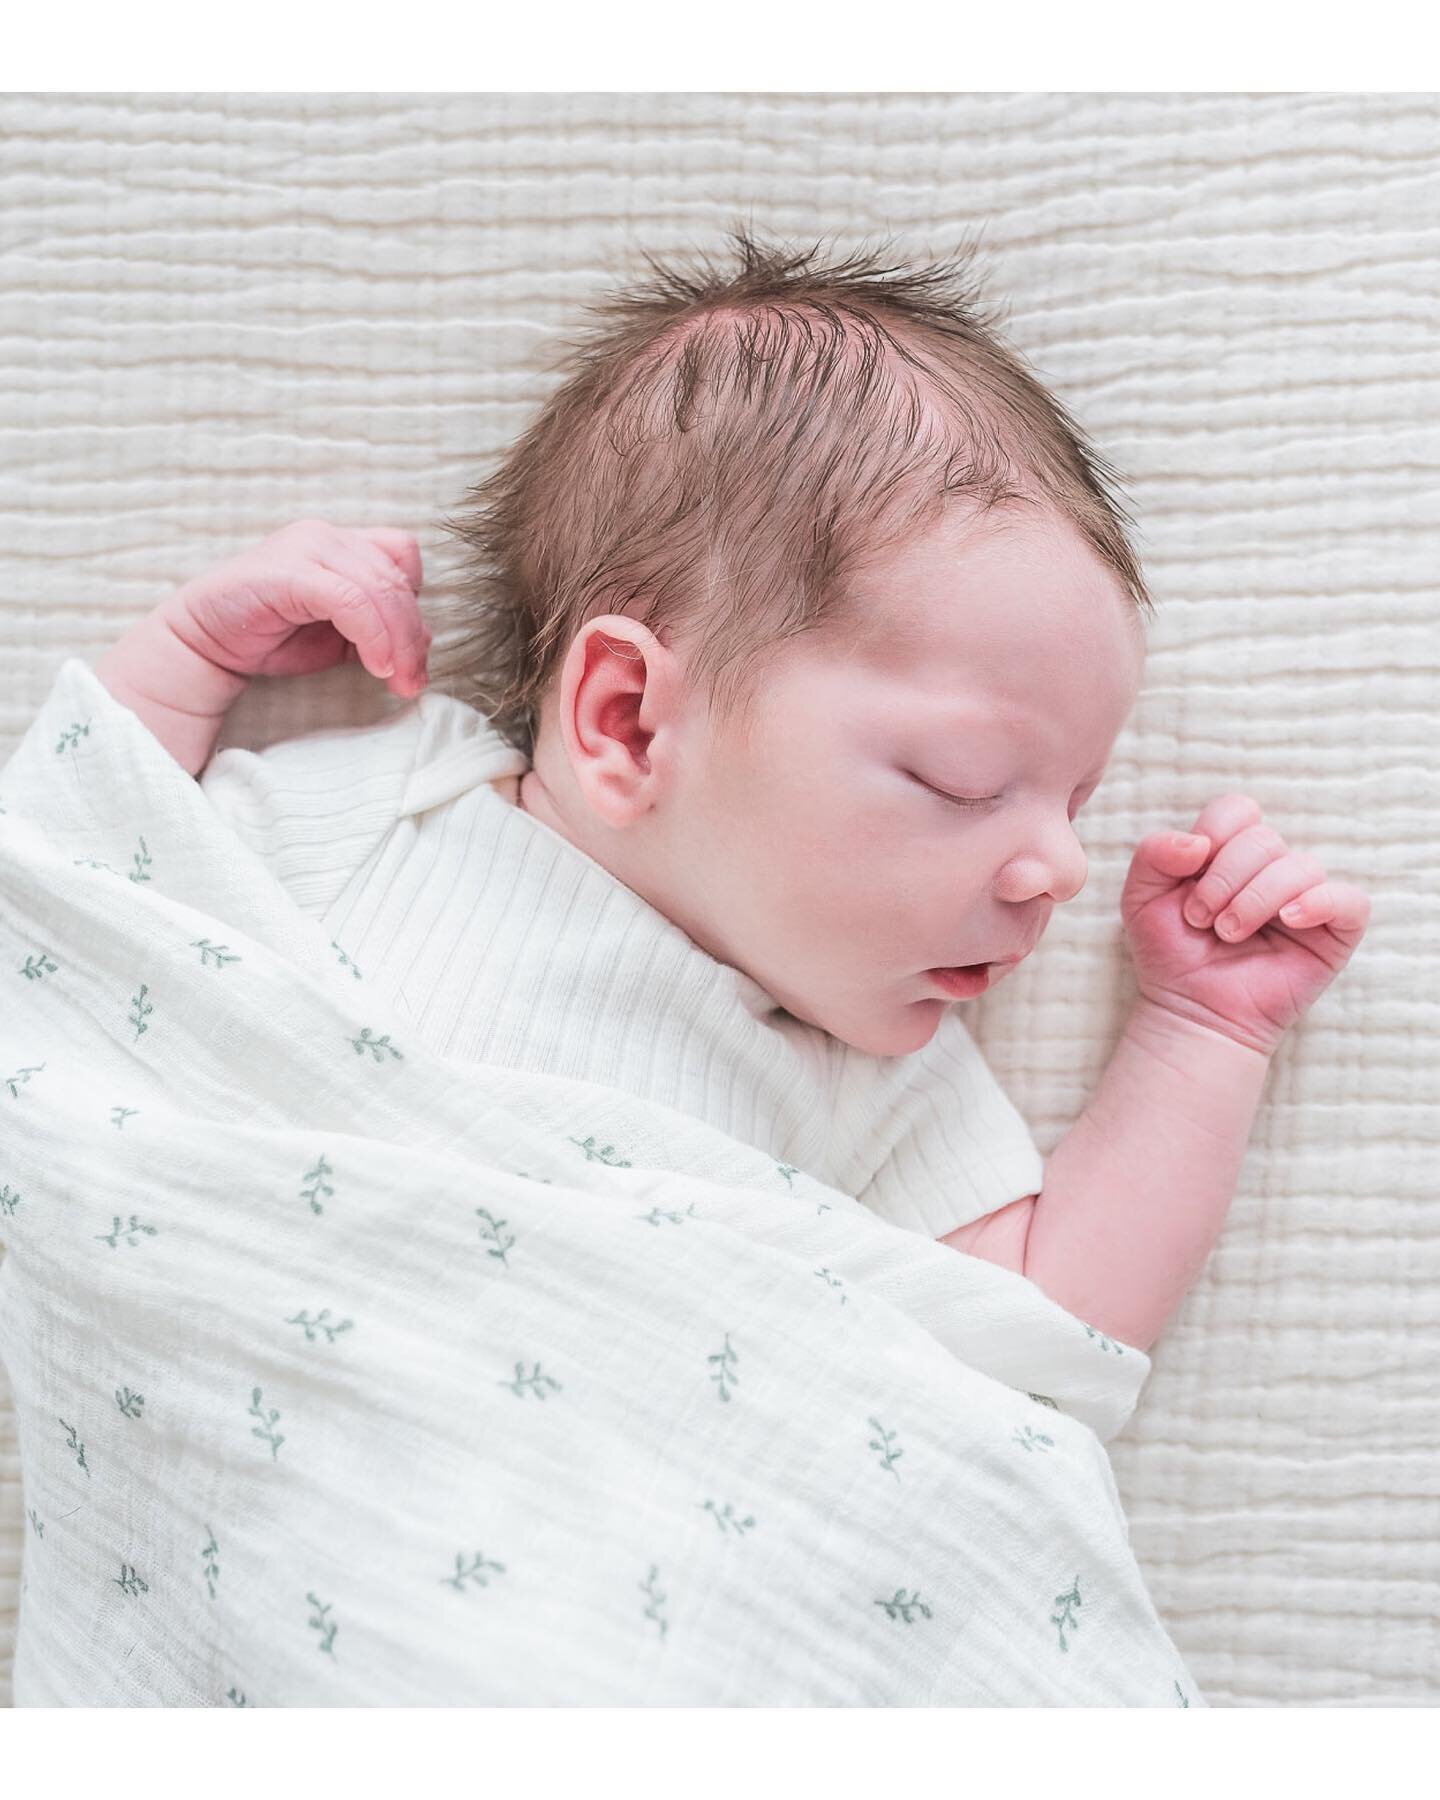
428, 224, 1154, 764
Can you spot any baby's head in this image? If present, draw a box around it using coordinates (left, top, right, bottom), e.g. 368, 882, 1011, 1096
433, 229, 1152, 1057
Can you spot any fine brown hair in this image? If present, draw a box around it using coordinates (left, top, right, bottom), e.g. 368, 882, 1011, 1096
429, 225, 1154, 762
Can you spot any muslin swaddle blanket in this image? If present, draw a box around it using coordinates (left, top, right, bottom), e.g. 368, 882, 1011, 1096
0, 660, 1203, 1706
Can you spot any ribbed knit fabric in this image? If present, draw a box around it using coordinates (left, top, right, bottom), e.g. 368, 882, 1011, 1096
198, 691, 1045, 1239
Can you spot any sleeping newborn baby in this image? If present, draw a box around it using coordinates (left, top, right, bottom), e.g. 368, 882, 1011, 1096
90, 229, 1369, 1357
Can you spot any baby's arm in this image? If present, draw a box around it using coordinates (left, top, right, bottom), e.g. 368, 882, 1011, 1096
93, 605, 249, 778
91, 521, 430, 778
941, 1002, 1272, 1352
941, 801, 1367, 1354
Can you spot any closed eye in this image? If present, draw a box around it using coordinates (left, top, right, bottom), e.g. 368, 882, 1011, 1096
905, 771, 994, 809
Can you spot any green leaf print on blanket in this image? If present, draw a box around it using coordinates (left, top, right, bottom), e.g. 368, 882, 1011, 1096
300, 1153, 334, 1215
95, 1214, 157, 1248
1052, 1575, 1083, 1651
699, 1500, 756, 1537
202, 1528, 220, 1599
498, 1361, 561, 1400
875, 1588, 931, 1624
639, 1566, 668, 1642
58, 1418, 89, 1475
868, 1417, 903, 1481
3, 1061, 45, 1099
191, 938, 241, 968
474, 1206, 515, 1264
306, 1593, 338, 1659
441, 1552, 506, 1593
129, 982, 152, 1039
707, 1331, 739, 1402
285, 1308, 354, 1345
248, 1387, 284, 1459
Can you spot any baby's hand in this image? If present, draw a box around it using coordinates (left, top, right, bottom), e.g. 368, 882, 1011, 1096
1118, 794, 1372, 1057
162, 519, 431, 700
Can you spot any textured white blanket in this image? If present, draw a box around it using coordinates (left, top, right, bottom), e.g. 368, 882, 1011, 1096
0, 661, 1200, 1705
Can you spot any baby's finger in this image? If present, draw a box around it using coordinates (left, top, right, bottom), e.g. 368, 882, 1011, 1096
1119, 829, 1212, 915
364, 528, 423, 594
1202, 850, 1328, 941
310, 537, 425, 694
1283, 879, 1372, 947
1183, 819, 1291, 930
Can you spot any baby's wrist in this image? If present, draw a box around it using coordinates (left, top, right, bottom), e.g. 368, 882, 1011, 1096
96, 601, 250, 721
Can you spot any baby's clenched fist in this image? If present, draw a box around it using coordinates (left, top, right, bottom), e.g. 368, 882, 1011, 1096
162, 518, 431, 699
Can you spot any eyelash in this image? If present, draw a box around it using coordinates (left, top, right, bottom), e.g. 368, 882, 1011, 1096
907, 773, 994, 810
907, 772, 1095, 816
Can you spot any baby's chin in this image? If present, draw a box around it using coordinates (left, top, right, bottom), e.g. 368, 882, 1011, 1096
790, 991, 954, 1059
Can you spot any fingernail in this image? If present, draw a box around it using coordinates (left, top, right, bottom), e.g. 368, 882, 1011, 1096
1216, 911, 1239, 937
1175, 833, 1206, 851
1185, 900, 1211, 927
1280, 902, 1302, 922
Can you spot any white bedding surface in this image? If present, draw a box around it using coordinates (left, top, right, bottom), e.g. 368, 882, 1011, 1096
0, 91, 1436, 1707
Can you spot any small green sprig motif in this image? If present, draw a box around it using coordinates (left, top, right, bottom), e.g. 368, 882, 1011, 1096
285, 1308, 353, 1345
1012, 1424, 1055, 1454
775, 1162, 799, 1189
306, 1592, 338, 1658
114, 1562, 149, 1597
707, 1331, 739, 1402
498, 1360, 561, 1400
201, 1528, 220, 1599
128, 836, 152, 884
110, 1106, 139, 1129
115, 1386, 145, 1419
19, 950, 57, 981
875, 1588, 932, 1624
1082, 1324, 1127, 1356
441, 1551, 507, 1593
635, 1203, 697, 1228
58, 1417, 89, 1475
301, 1153, 334, 1215
1174, 1681, 1190, 1707
330, 940, 363, 980
129, 982, 153, 1039
475, 1206, 515, 1265
55, 720, 91, 755
867, 1417, 903, 1481
95, 1213, 157, 1248
248, 1386, 284, 1459
814, 1267, 847, 1305
26, 1508, 43, 1539
1028, 1392, 1060, 1410
348, 1027, 402, 1062
699, 1499, 756, 1537
226, 1687, 248, 1707
639, 1565, 668, 1642
191, 938, 241, 969
568, 1134, 631, 1167
0, 1183, 20, 1218
3, 1062, 46, 1099
1052, 1575, 1083, 1652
